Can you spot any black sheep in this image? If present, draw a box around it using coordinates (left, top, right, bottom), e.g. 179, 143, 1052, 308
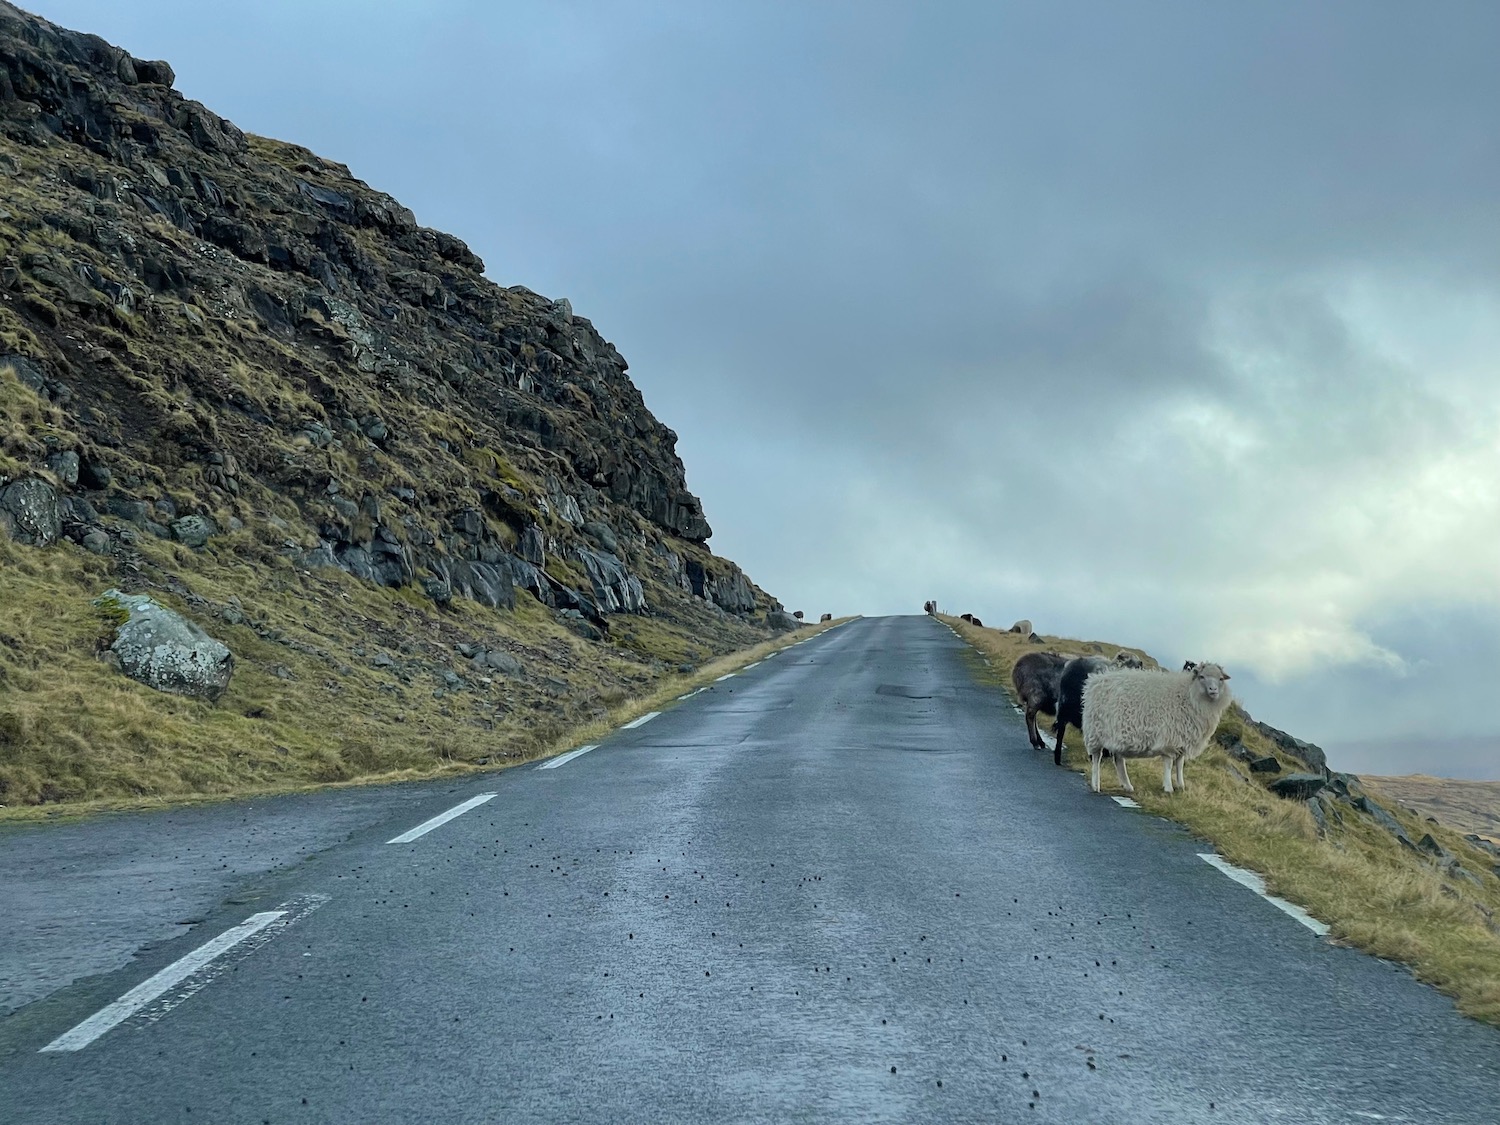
1053, 656, 1109, 765
1011, 651, 1069, 753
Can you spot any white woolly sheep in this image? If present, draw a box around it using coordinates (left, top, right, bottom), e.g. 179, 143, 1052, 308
1081, 662, 1233, 795
1009, 619, 1032, 635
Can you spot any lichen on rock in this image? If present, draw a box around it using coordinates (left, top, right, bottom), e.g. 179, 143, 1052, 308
95, 588, 234, 702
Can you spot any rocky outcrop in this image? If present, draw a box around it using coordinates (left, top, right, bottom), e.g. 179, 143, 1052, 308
1249, 718, 1327, 774
96, 588, 234, 701
575, 547, 645, 615
0, 1, 784, 632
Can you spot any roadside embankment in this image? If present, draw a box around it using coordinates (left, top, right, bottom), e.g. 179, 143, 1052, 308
942, 614, 1500, 1025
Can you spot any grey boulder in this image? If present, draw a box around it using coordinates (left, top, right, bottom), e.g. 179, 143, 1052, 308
171, 514, 218, 548
46, 450, 80, 487
479, 649, 523, 676
1268, 773, 1328, 801
0, 478, 62, 546
97, 589, 234, 702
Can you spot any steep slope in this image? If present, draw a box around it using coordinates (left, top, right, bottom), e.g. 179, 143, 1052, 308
0, 3, 796, 806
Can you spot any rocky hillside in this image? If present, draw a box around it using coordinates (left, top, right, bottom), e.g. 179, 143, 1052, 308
0, 3, 796, 806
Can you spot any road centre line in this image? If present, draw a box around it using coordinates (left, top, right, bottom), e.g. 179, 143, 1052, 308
1198, 853, 1330, 936
621, 711, 660, 729
387, 793, 496, 843
40, 903, 301, 1052
537, 744, 599, 770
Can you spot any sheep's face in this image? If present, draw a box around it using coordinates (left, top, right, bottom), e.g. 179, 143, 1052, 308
1192, 662, 1230, 700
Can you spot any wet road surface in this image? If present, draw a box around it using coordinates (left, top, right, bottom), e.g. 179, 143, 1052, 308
3, 615, 1498, 1123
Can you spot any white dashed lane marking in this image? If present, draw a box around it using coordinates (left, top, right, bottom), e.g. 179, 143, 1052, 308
715, 673, 736, 682
41, 895, 329, 1052
1198, 853, 1330, 936
536, 745, 599, 770
620, 711, 660, 729
1110, 796, 1142, 808
386, 793, 496, 843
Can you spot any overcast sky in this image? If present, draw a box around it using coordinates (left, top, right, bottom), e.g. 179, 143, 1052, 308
34, 1, 1500, 778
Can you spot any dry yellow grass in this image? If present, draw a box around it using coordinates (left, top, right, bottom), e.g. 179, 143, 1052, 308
942, 614, 1500, 1026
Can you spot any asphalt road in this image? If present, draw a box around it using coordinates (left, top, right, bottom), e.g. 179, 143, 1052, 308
3, 615, 1498, 1124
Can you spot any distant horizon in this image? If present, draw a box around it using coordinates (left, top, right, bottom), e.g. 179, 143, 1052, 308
1323, 736, 1500, 784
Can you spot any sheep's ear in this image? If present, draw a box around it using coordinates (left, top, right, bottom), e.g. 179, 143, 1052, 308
1222, 673, 1231, 680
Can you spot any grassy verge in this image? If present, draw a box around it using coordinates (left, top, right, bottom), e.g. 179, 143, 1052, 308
940, 614, 1500, 1026
0, 501, 838, 821
0, 580, 849, 826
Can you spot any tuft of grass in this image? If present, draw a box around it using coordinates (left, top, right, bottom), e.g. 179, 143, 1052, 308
942, 614, 1500, 1026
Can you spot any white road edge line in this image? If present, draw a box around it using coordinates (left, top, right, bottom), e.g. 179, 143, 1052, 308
1110, 796, 1141, 808
42, 911, 286, 1052
621, 711, 660, 729
742, 661, 762, 670
1198, 853, 1330, 936
387, 792, 496, 843
715, 673, 736, 682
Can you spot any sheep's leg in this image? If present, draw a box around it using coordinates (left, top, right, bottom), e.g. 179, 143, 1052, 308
1090, 749, 1102, 793
1175, 753, 1187, 792
1024, 707, 1040, 751
1053, 722, 1067, 766
1113, 752, 1134, 793
1161, 755, 1174, 795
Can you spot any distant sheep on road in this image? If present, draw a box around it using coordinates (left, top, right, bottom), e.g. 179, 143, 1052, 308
1082, 663, 1234, 795
820, 613, 832, 623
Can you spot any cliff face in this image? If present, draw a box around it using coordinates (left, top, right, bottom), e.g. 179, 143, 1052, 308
0, 4, 792, 805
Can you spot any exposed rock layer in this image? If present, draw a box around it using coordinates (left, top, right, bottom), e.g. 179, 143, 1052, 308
0, 2, 781, 634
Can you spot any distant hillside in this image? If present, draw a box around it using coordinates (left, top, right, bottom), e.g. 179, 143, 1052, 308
0, 2, 800, 807
1366, 776, 1500, 844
